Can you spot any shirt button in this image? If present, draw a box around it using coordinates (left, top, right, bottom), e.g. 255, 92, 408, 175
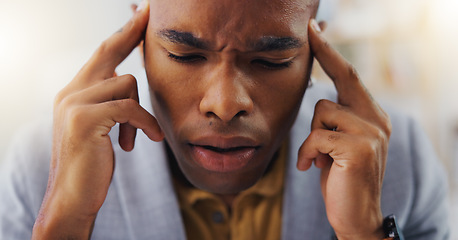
212, 211, 224, 223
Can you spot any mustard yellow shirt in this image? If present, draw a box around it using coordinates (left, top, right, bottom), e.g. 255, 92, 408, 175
173, 143, 287, 240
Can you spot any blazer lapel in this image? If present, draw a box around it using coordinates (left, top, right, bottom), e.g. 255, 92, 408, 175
281, 83, 337, 240
112, 131, 186, 240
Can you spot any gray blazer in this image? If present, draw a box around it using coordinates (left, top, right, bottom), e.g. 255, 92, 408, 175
0, 80, 450, 239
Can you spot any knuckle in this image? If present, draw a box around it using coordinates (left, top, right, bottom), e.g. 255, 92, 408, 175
358, 137, 378, 160
95, 40, 111, 59
308, 129, 323, 141
384, 120, 392, 137
58, 94, 73, 110
380, 113, 392, 136
68, 105, 85, 119
54, 89, 77, 113
120, 74, 138, 90
359, 127, 388, 160
374, 127, 388, 144
335, 103, 349, 112
366, 124, 388, 143
66, 106, 100, 139
346, 64, 360, 81
54, 89, 67, 106
314, 99, 332, 113
67, 106, 87, 127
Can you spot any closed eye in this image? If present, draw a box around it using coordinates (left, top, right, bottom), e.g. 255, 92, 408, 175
167, 52, 206, 63
251, 59, 293, 70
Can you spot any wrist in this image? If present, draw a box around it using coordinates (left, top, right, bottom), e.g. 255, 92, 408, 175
334, 214, 403, 240
335, 227, 384, 240
32, 196, 96, 240
334, 211, 384, 240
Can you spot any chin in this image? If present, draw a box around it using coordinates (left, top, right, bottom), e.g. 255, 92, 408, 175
177, 153, 273, 195
187, 172, 262, 194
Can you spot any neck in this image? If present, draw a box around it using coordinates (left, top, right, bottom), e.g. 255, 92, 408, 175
217, 194, 237, 210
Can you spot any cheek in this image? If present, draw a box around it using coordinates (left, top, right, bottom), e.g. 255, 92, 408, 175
144, 47, 202, 138
253, 58, 311, 133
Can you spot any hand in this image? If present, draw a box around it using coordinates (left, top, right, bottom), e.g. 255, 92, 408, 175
32, 2, 163, 239
297, 20, 391, 240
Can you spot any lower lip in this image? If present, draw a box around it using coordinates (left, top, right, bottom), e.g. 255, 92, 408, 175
190, 145, 257, 173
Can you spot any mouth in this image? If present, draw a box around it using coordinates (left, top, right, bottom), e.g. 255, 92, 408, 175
188, 137, 260, 173
198, 145, 254, 153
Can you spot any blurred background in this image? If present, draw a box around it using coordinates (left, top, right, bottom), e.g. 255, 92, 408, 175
0, 0, 457, 237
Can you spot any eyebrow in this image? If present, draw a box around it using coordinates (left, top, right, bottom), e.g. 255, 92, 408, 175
252, 36, 303, 52
158, 29, 211, 50
158, 29, 304, 52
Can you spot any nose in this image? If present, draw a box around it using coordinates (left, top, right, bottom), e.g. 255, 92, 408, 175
199, 63, 254, 123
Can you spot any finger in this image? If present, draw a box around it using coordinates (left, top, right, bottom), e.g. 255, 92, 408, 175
63, 74, 140, 106
81, 0, 150, 80
59, 74, 149, 151
318, 21, 327, 32
297, 129, 348, 171
88, 99, 164, 142
119, 122, 137, 151
112, 74, 139, 152
56, 69, 120, 99
117, 80, 140, 150
131, 4, 138, 12
311, 99, 373, 135
131, 3, 146, 68
308, 19, 371, 107
315, 154, 333, 169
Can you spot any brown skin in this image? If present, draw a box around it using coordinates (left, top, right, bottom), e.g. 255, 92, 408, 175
144, 0, 314, 195
32, 1, 390, 239
301, 21, 390, 239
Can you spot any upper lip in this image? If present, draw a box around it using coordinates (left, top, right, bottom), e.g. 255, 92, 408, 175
189, 136, 260, 150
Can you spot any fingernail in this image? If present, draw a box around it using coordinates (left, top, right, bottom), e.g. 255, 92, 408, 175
310, 19, 321, 33
136, 0, 148, 12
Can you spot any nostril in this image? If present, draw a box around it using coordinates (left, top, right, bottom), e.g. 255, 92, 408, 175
199, 85, 253, 122
205, 110, 248, 122
235, 110, 248, 118
205, 111, 218, 119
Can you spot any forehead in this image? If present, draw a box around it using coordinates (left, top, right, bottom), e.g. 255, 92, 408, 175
149, 0, 318, 49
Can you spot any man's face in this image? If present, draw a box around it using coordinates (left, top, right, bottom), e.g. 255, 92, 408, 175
144, 0, 317, 194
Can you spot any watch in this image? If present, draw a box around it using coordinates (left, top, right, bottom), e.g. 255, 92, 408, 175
382, 214, 403, 240
332, 214, 404, 240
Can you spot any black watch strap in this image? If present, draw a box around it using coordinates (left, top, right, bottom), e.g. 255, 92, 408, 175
383, 214, 404, 240
331, 214, 404, 240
